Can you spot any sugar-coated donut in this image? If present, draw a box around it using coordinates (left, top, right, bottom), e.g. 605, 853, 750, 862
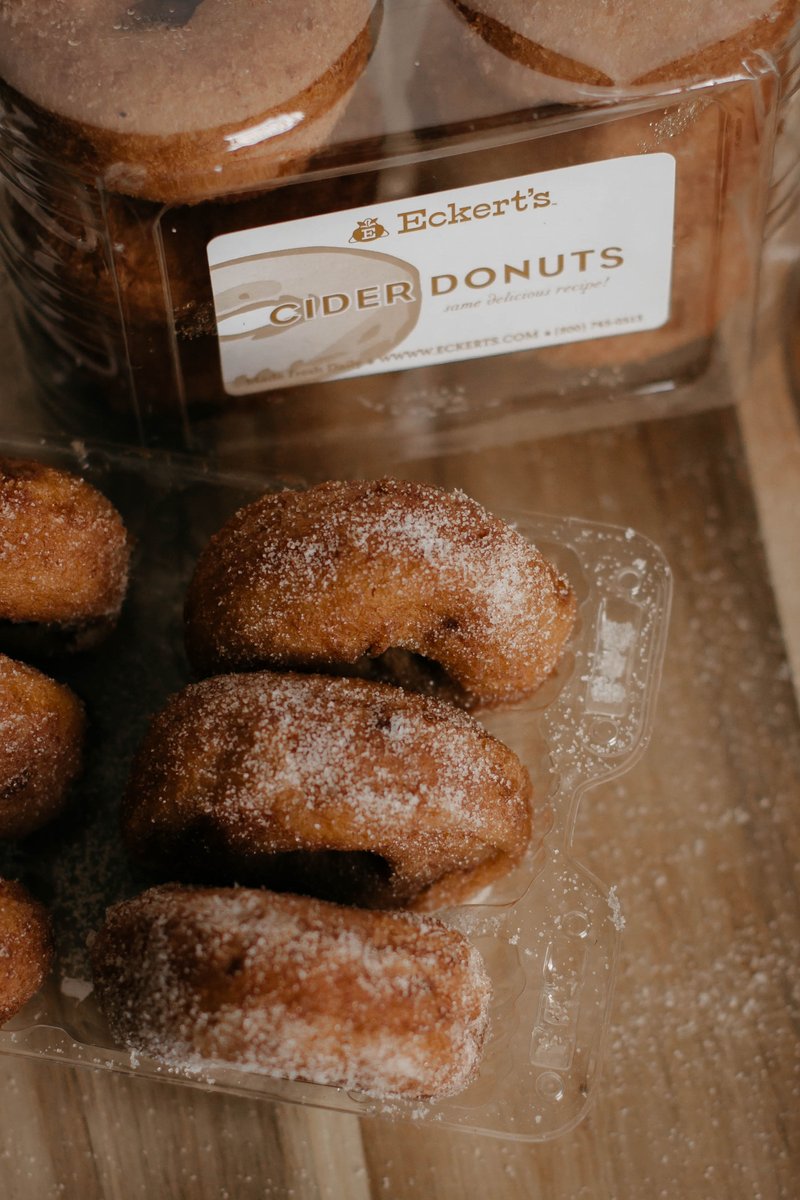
0, 654, 86, 840
184, 479, 577, 708
91, 885, 491, 1099
0, 879, 53, 1024
441, 0, 797, 377
1, 189, 206, 336
0, 1, 376, 204
0, 458, 130, 652
123, 671, 532, 910
449, 0, 798, 87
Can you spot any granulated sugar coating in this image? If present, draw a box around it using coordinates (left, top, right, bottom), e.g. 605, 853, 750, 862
0, 0, 375, 204
0, 459, 664, 1139
123, 671, 532, 910
91, 885, 492, 1101
458, 0, 795, 85
0, 457, 130, 646
0, 878, 52, 1024
0, 654, 85, 839
184, 479, 576, 708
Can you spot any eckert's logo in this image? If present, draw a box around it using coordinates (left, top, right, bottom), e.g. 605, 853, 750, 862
395, 186, 552, 234
349, 217, 388, 243
346, 186, 552, 244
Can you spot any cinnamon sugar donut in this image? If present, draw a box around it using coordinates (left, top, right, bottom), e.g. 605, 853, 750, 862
91, 885, 491, 1100
2, 189, 207, 337
449, 0, 798, 87
0, 457, 130, 653
184, 479, 577, 709
0, 654, 86, 840
442, 1, 799, 373
0, 879, 53, 1024
123, 671, 532, 910
0, 1, 376, 205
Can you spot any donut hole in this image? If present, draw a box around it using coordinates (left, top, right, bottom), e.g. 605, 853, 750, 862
260, 849, 395, 908
223, 951, 247, 977
344, 647, 470, 708
0, 618, 106, 662
122, 0, 203, 30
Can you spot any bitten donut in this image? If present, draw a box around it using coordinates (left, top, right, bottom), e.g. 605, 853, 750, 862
0, 457, 130, 653
91, 885, 491, 1100
0, 1, 376, 205
0, 655, 86, 839
0, 879, 53, 1024
123, 671, 532, 910
184, 479, 577, 708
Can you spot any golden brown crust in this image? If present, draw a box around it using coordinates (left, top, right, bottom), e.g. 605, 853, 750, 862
91, 885, 491, 1100
0, 879, 53, 1024
0, 11, 375, 204
0, 458, 130, 643
0, 654, 85, 839
123, 671, 532, 910
0, 1, 373, 134
89, 25, 371, 204
184, 479, 577, 709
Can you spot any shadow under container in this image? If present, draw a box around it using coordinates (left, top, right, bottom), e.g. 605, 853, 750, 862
0, 0, 799, 474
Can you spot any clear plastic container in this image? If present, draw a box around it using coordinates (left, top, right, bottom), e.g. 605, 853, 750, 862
0, 3, 798, 467
0, 439, 672, 1142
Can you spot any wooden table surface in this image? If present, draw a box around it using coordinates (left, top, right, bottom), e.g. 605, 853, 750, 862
1, 263, 800, 1199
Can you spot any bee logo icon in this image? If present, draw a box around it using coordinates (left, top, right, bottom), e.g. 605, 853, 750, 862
349, 217, 388, 243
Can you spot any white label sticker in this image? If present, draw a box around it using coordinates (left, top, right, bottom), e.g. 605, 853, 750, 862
208, 154, 675, 396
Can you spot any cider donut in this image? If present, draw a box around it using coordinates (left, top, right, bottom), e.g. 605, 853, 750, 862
441, 0, 798, 376
449, 0, 798, 87
1, 189, 207, 337
123, 671, 532, 910
0, 1, 376, 205
91, 885, 491, 1100
0, 655, 86, 840
0, 879, 53, 1024
184, 479, 577, 709
3, 167, 382, 354
0, 457, 130, 653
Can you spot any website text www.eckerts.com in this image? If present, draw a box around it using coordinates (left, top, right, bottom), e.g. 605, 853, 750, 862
379, 317, 646, 364
382, 332, 539, 363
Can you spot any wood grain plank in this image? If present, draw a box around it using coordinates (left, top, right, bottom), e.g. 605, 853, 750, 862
739, 314, 800, 698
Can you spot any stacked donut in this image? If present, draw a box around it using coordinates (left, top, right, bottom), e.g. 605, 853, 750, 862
0, 1, 378, 207
0, 456, 131, 1027
0, 1, 380, 426
93, 477, 577, 1101
414, 0, 799, 378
